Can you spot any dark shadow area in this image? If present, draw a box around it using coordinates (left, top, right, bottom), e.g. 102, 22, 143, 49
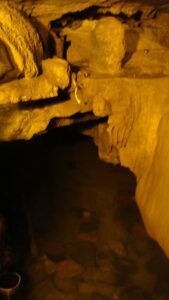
122, 30, 140, 67
47, 113, 108, 131
50, 5, 143, 30
51, 6, 105, 28
0, 127, 135, 272
0, 128, 169, 300
18, 88, 70, 110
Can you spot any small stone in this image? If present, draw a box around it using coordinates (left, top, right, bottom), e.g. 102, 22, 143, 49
41, 255, 84, 279
41, 254, 57, 275
66, 241, 97, 267
108, 240, 126, 257
120, 286, 152, 300
55, 259, 84, 279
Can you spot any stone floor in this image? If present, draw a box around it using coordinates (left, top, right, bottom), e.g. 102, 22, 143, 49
18, 133, 169, 300
23, 200, 169, 300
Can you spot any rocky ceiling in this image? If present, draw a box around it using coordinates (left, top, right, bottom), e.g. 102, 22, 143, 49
1, 0, 169, 257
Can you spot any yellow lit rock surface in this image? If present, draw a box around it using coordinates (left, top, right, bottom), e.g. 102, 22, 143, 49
65, 17, 125, 74
0, 42, 13, 79
0, 57, 70, 104
0, 98, 80, 141
82, 75, 169, 175
1, 0, 169, 258
136, 114, 169, 257
124, 28, 169, 76
0, 2, 43, 79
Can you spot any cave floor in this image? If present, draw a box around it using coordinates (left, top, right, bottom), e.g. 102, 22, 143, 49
15, 133, 169, 300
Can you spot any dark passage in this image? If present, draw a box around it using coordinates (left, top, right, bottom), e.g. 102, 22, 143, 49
0, 129, 169, 300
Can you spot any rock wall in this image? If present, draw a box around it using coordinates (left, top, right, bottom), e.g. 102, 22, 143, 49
1, 0, 169, 257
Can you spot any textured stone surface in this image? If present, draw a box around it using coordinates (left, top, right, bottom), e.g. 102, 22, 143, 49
65, 17, 125, 74
12, 0, 169, 26
54, 259, 84, 279
0, 57, 70, 104
0, 2, 43, 79
136, 114, 169, 257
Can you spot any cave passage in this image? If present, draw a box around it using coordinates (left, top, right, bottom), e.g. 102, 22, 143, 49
0, 128, 169, 300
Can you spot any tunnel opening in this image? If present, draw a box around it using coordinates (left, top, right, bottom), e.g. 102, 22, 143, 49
0, 127, 169, 300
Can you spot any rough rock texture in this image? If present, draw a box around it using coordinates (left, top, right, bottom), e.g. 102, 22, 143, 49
0, 57, 70, 104
1, 0, 169, 258
136, 114, 169, 257
65, 17, 126, 74
0, 2, 43, 79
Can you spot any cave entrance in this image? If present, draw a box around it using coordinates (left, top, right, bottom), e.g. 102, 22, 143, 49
0, 128, 169, 300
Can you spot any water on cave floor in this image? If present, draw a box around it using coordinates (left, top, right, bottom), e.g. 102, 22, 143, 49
0, 131, 169, 300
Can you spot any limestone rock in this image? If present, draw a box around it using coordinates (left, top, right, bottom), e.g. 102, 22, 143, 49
65, 17, 125, 75
0, 98, 80, 141
15, 0, 169, 28
98, 2, 153, 18
108, 240, 126, 257
0, 57, 70, 104
0, 2, 43, 79
86, 71, 169, 256
136, 114, 169, 258
21, 0, 114, 26
91, 17, 126, 74
41, 255, 84, 279
0, 42, 13, 80
124, 28, 169, 76
54, 259, 84, 279
143, 11, 169, 48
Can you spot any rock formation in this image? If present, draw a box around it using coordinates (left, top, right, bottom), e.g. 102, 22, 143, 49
1, 0, 169, 257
